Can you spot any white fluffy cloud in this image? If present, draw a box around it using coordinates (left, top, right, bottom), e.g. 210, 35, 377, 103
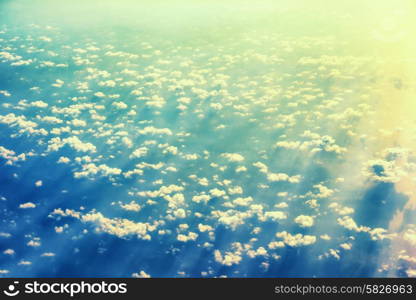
275, 231, 316, 247
214, 249, 242, 266
294, 215, 314, 227
19, 202, 36, 209
221, 153, 245, 162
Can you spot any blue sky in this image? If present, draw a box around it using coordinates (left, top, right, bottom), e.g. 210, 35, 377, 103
0, 0, 416, 277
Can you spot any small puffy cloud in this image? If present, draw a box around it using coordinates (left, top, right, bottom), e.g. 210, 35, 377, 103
57, 156, 70, 164
314, 184, 334, 198
267, 173, 301, 183
19, 202, 36, 209
39, 116, 63, 124
214, 211, 246, 230
198, 223, 213, 232
81, 212, 152, 240
183, 153, 199, 160
221, 153, 245, 162
160, 145, 178, 155
0, 90, 11, 97
112, 101, 128, 109
70, 119, 87, 127
173, 208, 186, 219
320, 234, 331, 240
214, 249, 242, 266
27, 240, 41, 247
228, 186, 243, 195
120, 201, 141, 212
326, 249, 341, 260
235, 166, 247, 173
137, 184, 184, 198
47, 136, 96, 153
177, 232, 198, 242
122, 137, 133, 148
247, 247, 268, 258
300, 132, 346, 154
132, 271, 151, 278
0, 51, 21, 61
74, 163, 121, 179
232, 196, 253, 207
164, 193, 185, 209
253, 161, 268, 173
275, 141, 301, 149
55, 226, 65, 233
328, 203, 354, 215
209, 188, 226, 198
138, 126, 172, 136
99, 80, 116, 87
340, 243, 352, 250
264, 211, 287, 221
275, 202, 288, 208
294, 215, 314, 227
94, 92, 106, 98
52, 79, 64, 88
268, 241, 285, 249
276, 231, 316, 247
3, 249, 15, 255
39, 36, 52, 42
337, 216, 369, 232
192, 194, 210, 204
130, 147, 148, 158
369, 228, 395, 241
30, 100, 48, 108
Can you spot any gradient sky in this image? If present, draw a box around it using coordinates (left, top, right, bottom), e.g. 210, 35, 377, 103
0, 0, 416, 277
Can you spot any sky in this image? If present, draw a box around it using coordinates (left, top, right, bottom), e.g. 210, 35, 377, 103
0, 0, 416, 277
